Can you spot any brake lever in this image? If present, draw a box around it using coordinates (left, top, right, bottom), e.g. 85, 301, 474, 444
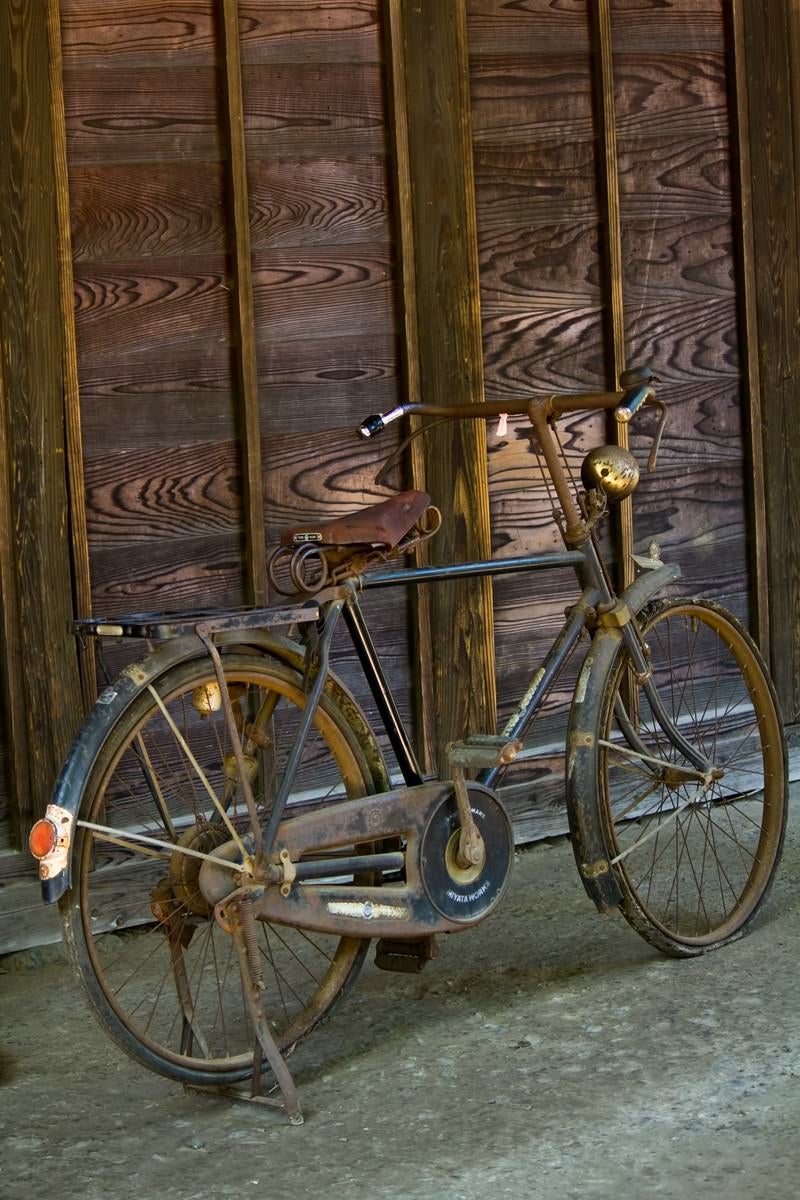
646, 399, 668, 472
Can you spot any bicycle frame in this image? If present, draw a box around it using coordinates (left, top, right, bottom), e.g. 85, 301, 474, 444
259, 530, 700, 860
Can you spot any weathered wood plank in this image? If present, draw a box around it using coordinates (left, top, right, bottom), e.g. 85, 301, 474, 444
251, 246, 396, 345
480, 306, 607, 398
467, 0, 590, 55
47, 0, 95, 708
616, 137, 733, 218
63, 66, 224, 163
61, 0, 219, 66
730, 0, 770, 654
248, 157, 392, 250
69, 162, 229, 262
478, 223, 602, 313
0, 0, 84, 841
263, 424, 402, 537
737, 0, 800, 720
472, 142, 599, 231
61, 1, 383, 68
609, 1, 725, 53
239, 1, 383, 64
388, 0, 496, 771
89, 533, 247, 614
241, 62, 388, 158
73, 258, 231, 363
613, 52, 730, 142
219, 0, 267, 606
83, 439, 243, 544
622, 297, 739, 381
470, 55, 595, 148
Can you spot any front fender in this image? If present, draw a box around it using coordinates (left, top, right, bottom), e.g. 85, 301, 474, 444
39, 630, 389, 905
566, 562, 681, 913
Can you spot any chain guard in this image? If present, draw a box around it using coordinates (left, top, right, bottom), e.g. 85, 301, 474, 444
420, 787, 514, 923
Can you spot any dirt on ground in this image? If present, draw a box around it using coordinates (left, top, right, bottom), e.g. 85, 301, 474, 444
2, 820, 800, 1200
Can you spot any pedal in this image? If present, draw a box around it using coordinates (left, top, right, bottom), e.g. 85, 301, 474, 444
374, 936, 438, 974
446, 735, 522, 770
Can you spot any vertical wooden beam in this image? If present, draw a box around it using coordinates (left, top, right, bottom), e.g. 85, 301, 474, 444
730, 0, 771, 657
384, 1, 436, 768
0, 0, 84, 840
219, 0, 268, 606
46, 0, 96, 708
592, 0, 635, 589
387, 0, 496, 771
734, 0, 800, 721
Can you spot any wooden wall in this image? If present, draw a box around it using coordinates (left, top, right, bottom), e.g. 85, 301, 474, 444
2, 0, 800, 949
60, 0, 414, 753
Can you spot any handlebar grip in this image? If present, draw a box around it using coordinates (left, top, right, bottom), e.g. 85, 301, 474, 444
357, 405, 406, 439
616, 384, 655, 423
619, 365, 654, 389
358, 413, 386, 438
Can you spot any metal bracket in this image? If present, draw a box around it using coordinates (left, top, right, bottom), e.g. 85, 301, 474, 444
596, 602, 632, 629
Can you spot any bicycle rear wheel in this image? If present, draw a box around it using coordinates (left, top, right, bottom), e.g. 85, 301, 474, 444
61, 653, 378, 1086
590, 598, 787, 956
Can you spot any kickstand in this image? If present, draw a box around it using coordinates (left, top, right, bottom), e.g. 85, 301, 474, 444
186, 895, 304, 1123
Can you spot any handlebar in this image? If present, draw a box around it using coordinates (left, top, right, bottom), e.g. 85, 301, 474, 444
358, 367, 658, 439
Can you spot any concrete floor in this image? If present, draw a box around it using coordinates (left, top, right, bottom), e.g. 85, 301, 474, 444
2, 815, 799, 1200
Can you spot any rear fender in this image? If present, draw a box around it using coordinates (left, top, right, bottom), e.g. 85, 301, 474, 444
39, 631, 389, 904
566, 563, 681, 912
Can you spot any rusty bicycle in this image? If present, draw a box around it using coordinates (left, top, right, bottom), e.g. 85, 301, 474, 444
30, 368, 788, 1123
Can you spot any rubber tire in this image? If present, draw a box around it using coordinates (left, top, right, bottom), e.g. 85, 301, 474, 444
61, 653, 378, 1086
578, 598, 787, 957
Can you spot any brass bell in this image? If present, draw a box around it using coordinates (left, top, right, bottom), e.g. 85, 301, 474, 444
580, 445, 640, 501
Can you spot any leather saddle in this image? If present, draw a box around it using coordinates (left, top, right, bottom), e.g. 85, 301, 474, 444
280, 490, 432, 550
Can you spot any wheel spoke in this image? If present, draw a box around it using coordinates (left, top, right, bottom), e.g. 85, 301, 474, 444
68, 656, 375, 1086
596, 600, 786, 951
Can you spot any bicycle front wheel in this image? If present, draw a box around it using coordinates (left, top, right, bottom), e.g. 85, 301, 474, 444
61, 653, 378, 1087
591, 598, 787, 956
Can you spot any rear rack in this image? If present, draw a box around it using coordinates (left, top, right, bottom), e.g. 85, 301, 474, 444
72, 602, 320, 642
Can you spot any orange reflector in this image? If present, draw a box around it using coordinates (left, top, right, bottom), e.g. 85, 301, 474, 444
29, 818, 58, 860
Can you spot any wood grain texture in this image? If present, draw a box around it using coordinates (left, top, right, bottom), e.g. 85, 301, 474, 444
61, 0, 219, 66
0, 0, 84, 842
262, 424, 405, 577
73, 258, 231, 363
737, 0, 800, 720
391, 0, 497, 770
248, 157, 391, 250
219, 0, 267, 606
256, 332, 401, 429
467, 0, 591, 55
470, 55, 595, 147
609, 1, 726, 53
77, 340, 239, 452
69, 162, 228, 261
61, 1, 383, 67
468, 1, 755, 741
241, 62, 388, 158
613, 52, 730, 141
83, 439, 243, 544
593, 0, 633, 590
238, 1, 382, 64
250, 246, 396, 344
89, 532, 246, 614
63, 66, 224, 163
730, 0, 769, 653
48, 0, 95, 708
480, 306, 607, 398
